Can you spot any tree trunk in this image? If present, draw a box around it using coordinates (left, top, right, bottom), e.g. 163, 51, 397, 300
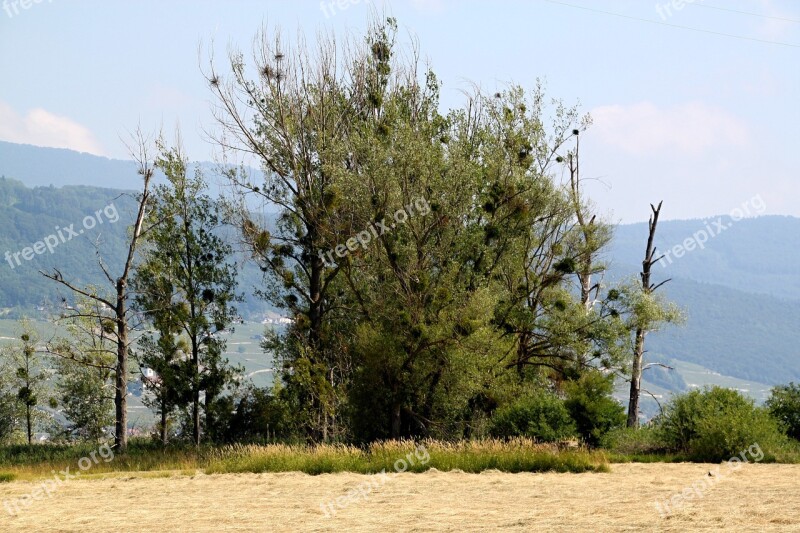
26, 406, 32, 445
193, 364, 200, 446
308, 253, 323, 350
390, 401, 402, 439
627, 328, 646, 428
160, 403, 168, 446
115, 280, 128, 453
626, 201, 664, 428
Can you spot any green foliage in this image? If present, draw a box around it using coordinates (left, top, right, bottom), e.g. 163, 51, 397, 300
217, 385, 298, 443
489, 391, 576, 442
0, 320, 52, 444
564, 372, 626, 446
133, 142, 241, 445
47, 298, 116, 442
612, 280, 684, 333
657, 386, 787, 462
766, 383, 800, 441
600, 426, 669, 455
52, 357, 114, 442
0, 367, 19, 444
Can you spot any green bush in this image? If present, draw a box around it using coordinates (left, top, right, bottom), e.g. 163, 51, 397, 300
564, 372, 626, 446
658, 386, 786, 462
601, 425, 669, 455
489, 391, 576, 442
766, 383, 800, 441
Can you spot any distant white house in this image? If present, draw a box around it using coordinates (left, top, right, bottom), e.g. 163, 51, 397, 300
141, 367, 161, 385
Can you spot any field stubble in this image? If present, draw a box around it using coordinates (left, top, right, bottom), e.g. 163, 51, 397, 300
0, 463, 798, 531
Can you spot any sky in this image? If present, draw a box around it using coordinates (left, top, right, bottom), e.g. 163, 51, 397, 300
0, 0, 798, 223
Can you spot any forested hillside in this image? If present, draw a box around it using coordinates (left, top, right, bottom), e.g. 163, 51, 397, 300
0, 177, 268, 317
0, 177, 133, 310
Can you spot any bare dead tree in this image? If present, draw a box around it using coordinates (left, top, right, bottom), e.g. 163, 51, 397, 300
626, 201, 671, 428
40, 131, 155, 452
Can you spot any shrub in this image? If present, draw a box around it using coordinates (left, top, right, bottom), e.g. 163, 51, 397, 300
564, 372, 626, 446
657, 386, 786, 462
489, 391, 576, 442
601, 426, 669, 455
766, 383, 800, 441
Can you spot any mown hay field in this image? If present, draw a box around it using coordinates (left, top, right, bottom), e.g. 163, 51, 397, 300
1, 463, 798, 532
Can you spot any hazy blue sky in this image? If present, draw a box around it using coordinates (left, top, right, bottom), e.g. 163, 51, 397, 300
1, 0, 798, 222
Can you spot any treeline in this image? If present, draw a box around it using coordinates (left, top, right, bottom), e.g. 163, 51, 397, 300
0, 18, 698, 449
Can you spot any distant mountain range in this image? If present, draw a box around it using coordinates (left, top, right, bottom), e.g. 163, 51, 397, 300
0, 140, 143, 190
609, 216, 800, 302
1, 141, 798, 403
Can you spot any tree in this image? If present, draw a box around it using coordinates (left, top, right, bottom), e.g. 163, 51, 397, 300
766, 382, 800, 441
133, 141, 240, 446
205, 18, 409, 441
52, 357, 114, 442
564, 370, 625, 446
3, 320, 51, 444
486, 94, 628, 393
624, 202, 682, 427
0, 367, 17, 443
41, 132, 155, 452
134, 321, 187, 446
0, 346, 18, 443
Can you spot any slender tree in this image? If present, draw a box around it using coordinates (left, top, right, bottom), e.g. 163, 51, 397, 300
3, 320, 50, 444
41, 131, 155, 452
625, 202, 682, 427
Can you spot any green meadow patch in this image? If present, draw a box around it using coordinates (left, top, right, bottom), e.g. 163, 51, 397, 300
0, 439, 608, 481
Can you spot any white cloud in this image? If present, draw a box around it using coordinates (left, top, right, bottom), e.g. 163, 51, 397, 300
590, 101, 749, 156
0, 101, 105, 155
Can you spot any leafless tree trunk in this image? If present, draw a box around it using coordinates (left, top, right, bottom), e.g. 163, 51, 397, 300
626, 201, 670, 428
41, 132, 154, 452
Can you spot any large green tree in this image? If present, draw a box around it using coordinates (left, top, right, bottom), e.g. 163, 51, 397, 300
206, 18, 417, 441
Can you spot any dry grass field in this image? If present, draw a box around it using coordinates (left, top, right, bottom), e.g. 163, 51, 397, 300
1, 463, 798, 532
